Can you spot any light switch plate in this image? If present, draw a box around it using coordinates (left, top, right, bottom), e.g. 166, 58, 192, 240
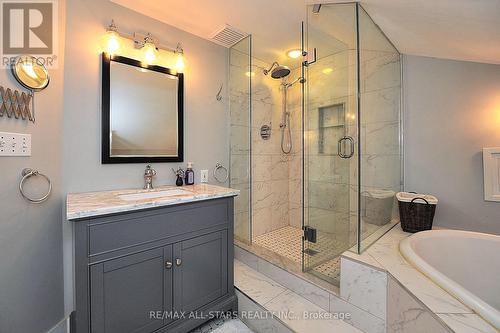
483, 147, 500, 202
0, 132, 31, 156
200, 169, 209, 183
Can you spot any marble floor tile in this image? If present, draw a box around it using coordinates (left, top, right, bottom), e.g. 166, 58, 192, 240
234, 260, 287, 306
256, 257, 330, 312
236, 289, 293, 333
265, 290, 363, 333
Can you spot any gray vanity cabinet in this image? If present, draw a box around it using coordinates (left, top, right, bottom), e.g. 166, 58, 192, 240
72, 198, 236, 333
173, 231, 228, 313
90, 247, 171, 333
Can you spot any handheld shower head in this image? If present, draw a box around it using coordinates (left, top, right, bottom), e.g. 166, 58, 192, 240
263, 62, 291, 79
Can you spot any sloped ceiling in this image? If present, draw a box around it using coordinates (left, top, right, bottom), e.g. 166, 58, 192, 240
111, 0, 500, 65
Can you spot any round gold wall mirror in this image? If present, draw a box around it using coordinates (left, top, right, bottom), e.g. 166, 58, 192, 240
11, 56, 50, 91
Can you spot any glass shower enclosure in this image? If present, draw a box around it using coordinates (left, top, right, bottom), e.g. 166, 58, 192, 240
230, 2, 402, 286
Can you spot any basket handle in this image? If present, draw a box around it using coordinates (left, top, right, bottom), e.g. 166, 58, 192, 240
410, 197, 429, 205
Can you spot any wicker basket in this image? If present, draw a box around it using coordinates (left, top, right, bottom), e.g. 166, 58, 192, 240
397, 192, 438, 233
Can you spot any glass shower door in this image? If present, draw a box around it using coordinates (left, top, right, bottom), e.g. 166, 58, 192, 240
229, 36, 252, 244
302, 3, 359, 285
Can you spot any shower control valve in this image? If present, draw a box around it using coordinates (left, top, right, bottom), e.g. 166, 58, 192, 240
260, 124, 271, 140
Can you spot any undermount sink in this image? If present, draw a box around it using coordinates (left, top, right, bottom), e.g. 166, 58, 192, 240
118, 189, 191, 201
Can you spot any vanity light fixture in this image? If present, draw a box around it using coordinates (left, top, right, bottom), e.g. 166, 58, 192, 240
103, 20, 121, 55
141, 33, 158, 64
102, 20, 185, 72
287, 49, 302, 59
174, 43, 185, 72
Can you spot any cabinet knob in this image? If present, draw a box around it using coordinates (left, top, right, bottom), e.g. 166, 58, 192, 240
175, 258, 182, 266
165, 261, 173, 269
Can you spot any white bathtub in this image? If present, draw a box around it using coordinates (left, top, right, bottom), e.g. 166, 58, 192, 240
400, 229, 500, 329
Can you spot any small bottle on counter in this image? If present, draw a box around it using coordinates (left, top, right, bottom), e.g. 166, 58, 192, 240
185, 162, 195, 185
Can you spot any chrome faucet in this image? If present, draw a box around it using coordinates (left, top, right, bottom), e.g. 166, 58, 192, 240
144, 165, 157, 189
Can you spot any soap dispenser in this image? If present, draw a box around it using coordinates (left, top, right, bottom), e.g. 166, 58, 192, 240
185, 162, 195, 185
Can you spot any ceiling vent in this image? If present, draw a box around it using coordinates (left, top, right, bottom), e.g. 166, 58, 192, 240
210, 24, 248, 48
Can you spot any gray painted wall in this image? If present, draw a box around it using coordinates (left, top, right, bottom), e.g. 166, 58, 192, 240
0, 2, 66, 332
403, 55, 500, 234
62, 0, 229, 317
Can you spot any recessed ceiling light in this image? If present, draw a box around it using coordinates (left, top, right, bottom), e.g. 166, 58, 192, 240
322, 68, 333, 74
287, 49, 302, 59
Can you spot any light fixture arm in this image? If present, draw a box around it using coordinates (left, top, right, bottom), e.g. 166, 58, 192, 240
106, 20, 182, 55
175, 42, 184, 55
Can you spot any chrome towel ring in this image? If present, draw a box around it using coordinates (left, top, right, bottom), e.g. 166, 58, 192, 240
213, 163, 228, 183
19, 168, 52, 203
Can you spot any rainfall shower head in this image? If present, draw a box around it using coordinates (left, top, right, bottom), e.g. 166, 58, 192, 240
263, 62, 291, 79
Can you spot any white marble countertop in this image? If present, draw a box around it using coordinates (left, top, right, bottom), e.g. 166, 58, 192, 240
342, 225, 498, 333
66, 184, 239, 220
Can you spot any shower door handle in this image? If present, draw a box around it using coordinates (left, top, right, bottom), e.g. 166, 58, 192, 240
338, 136, 354, 158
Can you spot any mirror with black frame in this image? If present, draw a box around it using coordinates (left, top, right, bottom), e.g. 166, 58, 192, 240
101, 53, 184, 163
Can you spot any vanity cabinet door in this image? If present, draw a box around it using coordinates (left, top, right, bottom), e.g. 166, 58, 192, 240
173, 231, 228, 313
90, 247, 169, 333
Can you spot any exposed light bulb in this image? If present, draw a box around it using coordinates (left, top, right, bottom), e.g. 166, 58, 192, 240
106, 31, 120, 54
141, 34, 158, 64
143, 44, 157, 64
287, 49, 302, 59
175, 52, 185, 72
102, 20, 121, 55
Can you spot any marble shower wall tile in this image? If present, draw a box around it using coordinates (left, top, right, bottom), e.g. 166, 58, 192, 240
271, 155, 290, 181
361, 86, 400, 125
250, 57, 295, 237
234, 211, 251, 242
288, 207, 302, 229
361, 52, 400, 94
361, 154, 401, 189
230, 153, 249, 185
340, 257, 387, 319
387, 275, 451, 333
234, 183, 250, 214
288, 178, 302, 207
252, 206, 273, 236
363, 121, 400, 155
230, 125, 250, 154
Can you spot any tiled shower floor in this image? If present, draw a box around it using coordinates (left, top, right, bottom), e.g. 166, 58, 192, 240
253, 226, 343, 284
